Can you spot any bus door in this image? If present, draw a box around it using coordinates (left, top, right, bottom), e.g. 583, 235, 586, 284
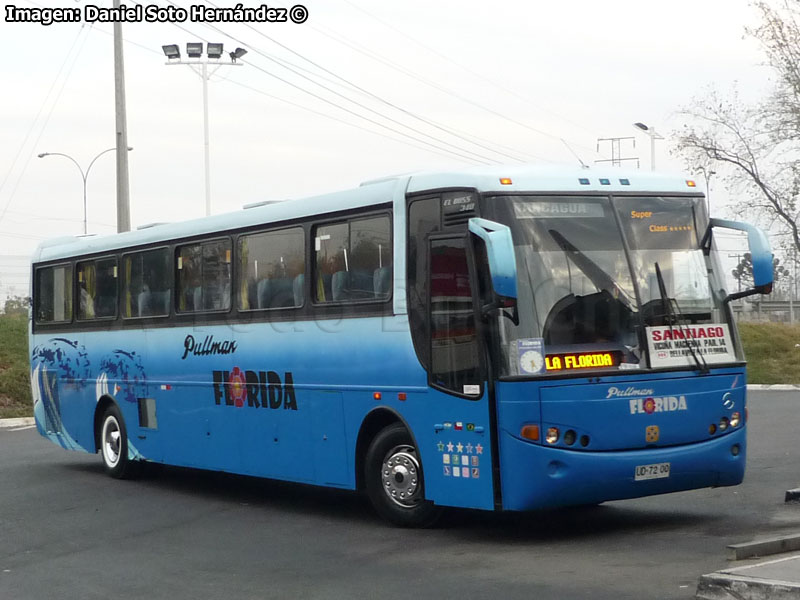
420, 235, 496, 511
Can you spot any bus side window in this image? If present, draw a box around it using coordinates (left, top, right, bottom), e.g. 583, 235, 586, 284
238, 227, 305, 311
122, 248, 170, 318
313, 215, 391, 303
77, 257, 117, 320
428, 238, 483, 396
176, 239, 232, 313
34, 264, 73, 324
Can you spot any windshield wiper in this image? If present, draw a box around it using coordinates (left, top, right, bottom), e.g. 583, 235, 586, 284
548, 229, 634, 309
654, 262, 709, 375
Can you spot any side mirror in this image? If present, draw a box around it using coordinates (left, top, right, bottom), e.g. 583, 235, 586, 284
468, 217, 519, 323
701, 218, 773, 301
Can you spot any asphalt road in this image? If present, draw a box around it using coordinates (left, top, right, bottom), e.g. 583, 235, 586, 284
1, 391, 798, 600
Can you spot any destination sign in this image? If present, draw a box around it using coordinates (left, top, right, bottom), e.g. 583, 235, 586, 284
646, 324, 736, 367
545, 351, 621, 371
514, 202, 605, 219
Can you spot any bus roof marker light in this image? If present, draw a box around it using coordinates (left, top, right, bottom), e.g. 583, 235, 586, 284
620, 178, 630, 185
599, 178, 610, 185
579, 178, 590, 185
499, 177, 513, 185
686, 180, 697, 187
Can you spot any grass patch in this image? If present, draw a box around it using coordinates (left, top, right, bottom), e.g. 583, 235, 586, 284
738, 322, 800, 384
0, 313, 31, 418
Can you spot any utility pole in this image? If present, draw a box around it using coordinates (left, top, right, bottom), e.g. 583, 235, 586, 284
595, 137, 639, 168
113, 0, 131, 232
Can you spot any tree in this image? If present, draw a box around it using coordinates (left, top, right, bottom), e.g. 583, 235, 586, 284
675, 1, 800, 256
3, 295, 30, 317
731, 253, 789, 291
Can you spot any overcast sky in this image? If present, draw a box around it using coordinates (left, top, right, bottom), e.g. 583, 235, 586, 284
0, 0, 772, 298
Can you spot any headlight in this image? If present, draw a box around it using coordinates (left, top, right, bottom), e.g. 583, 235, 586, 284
545, 427, 560, 444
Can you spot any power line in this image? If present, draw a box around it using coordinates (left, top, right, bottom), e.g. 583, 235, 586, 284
188, 7, 501, 165
0, 23, 92, 225
149, 1, 493, 164
308, 22, 551, 163
222, 79, 477, 163
338, 0, 603, 152
210, 3, 530, 164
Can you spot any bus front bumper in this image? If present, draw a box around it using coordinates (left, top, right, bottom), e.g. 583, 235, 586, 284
499, 426, 746, 511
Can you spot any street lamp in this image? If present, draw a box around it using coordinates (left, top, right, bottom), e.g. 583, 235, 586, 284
633, 122, 664, 171
162, 41, 245, 217
38, 146, 133, 235
697, 166, 716, 216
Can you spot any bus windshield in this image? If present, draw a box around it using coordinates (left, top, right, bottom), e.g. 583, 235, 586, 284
481, 194, 737, 376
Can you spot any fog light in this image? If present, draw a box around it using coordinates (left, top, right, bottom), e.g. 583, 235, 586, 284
709, 424, 717, 435
563, 430, 576, 446
730, 412, 741, 427
545, 427, 560, 444
719, 417, 730, 431
731, 444, 741, 456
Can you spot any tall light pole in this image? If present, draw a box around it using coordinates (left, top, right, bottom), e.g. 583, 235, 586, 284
162, 43, 247, 216
633, 122, 664, 171
38, 147, 133, 235
113, 0, 131, 233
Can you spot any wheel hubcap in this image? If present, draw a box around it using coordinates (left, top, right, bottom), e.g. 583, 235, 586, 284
103, 417, 121, 467
381, 445, 421, 508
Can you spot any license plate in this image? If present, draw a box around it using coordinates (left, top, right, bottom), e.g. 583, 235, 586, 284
634, 462, 671, 481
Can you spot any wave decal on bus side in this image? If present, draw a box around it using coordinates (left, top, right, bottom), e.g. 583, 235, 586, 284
30, 338, 91, 450
98, 349, 148, 405
212, 368, 298, 410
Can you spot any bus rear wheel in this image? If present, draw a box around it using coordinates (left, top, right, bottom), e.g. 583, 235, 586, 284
365, 424, 441, 527
99, 405, 138, 479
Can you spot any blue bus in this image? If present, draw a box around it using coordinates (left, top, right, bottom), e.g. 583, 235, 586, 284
29, 165, 773, 526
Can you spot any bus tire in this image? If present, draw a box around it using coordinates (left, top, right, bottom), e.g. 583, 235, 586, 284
365, 424, 441, 527
98, 404, 138, 479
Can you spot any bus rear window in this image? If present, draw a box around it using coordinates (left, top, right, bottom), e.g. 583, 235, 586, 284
35, 264, 73, 324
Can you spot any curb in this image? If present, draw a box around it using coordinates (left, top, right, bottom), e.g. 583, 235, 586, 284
727, 534, 800, 561
696, 571, 800, 600
0, 417, 35, 429
746, 384, 800, 391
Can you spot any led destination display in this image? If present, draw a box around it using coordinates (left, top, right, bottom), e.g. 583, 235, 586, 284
545, 351, 621, 371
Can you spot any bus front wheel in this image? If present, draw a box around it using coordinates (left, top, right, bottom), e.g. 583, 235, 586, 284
365, 424, 441, 527
99, 405, 138, 479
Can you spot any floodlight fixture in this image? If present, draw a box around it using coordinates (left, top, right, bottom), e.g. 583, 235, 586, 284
187, 42, 203, 58
230, 47, 248, 62
207, 43, 224, 59
162, 44, 180, 59
633, 122, 649, 132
